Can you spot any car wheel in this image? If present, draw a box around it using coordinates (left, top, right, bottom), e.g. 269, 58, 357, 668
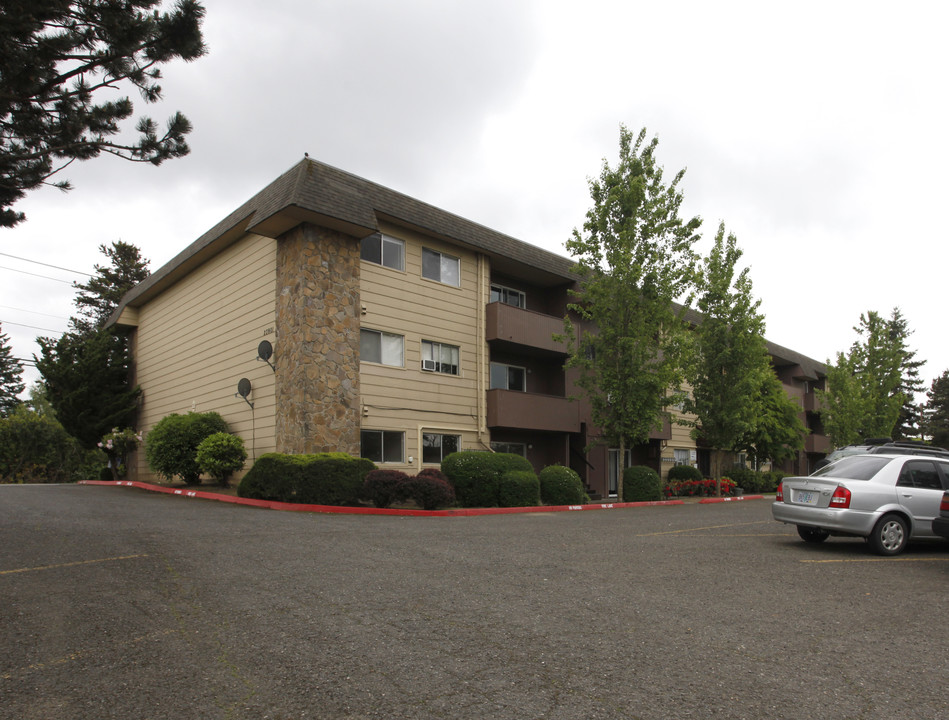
868, 514, 909, 556
797, 525, 830, 543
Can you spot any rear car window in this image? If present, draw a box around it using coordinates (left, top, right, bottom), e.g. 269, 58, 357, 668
812, 455, 890, 481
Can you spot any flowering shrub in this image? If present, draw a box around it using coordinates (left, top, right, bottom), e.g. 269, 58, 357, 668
97, 427, 143, 480
664, 476, 737, 498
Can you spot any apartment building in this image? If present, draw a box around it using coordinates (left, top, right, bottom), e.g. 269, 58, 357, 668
110, 157, 828, 497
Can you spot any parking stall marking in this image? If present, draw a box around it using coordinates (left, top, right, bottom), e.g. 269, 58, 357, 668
634, 520, 773, 537
0, 553, 149, 576
800, 556, 949, 564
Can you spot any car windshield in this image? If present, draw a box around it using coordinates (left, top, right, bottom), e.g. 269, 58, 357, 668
811, 455, 890, 481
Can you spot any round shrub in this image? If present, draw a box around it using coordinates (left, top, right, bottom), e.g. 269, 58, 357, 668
727, 466, 762, 493
666, 464, 703, 483
623, 465, 662, 502
196, 432, 247, 487
499, 470, 540, 508
403, 473, 455, 510
441, 451, 534, 507
237, 452, 374, 505
538, 465, 588, 505
145, 411, 229, 484
364, 469, 409, 508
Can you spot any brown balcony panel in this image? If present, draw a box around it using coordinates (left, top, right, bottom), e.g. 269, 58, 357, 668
486, 389, 580, 433
649, 415, 672, 441
804, 434, 831, 454
486, 302, 567, 354
802, 392, 820, 413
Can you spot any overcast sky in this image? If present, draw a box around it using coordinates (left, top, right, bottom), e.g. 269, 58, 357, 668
4, 0, 948, 398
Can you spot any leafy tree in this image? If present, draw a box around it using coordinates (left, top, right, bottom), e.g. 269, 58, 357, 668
0, 0, 207, 227
561, 126, 701, 500
922, 371, 949, 449
818, 309, 908, 447
0, 324, 25, 417
741, 370, 806, 466
0, 404, 85, 483
685, 223, 770, 482
71, 241, 150, 334
34, 328, 140, 448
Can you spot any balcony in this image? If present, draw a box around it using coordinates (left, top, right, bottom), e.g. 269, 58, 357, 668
802, 392, 822, 413
486, 389, 580, 433
805, 433, 831, 454
485, 302, 567, 355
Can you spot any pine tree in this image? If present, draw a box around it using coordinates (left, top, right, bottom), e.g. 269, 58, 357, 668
0, 1, 207, 227
887, 308, 925, 439
561, 125, 701, 499
71, 242, 150, 334
0, 324, 25, 417
923, 371, 949, 449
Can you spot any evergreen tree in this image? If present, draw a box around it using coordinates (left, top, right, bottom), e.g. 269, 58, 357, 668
0, 0, 207, 227
71, 241, 150, 334
561, 125, 701, 499
887, 308, 925, 439
0, 324, 25, 417
685, 223, 770, 481
922, 371, 949, 449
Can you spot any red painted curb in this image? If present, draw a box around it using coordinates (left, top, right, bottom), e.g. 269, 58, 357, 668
697, 494, 765, 504
79, 480, 686, 516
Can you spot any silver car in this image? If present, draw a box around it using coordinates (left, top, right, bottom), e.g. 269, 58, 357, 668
772, 454, 949, 555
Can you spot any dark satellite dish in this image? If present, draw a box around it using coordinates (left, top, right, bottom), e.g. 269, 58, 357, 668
237, 378, 252, 398
257, 340, 275, 372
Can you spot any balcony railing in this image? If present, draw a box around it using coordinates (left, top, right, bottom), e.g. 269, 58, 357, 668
485, 302, 567, 355
486, 389, 580, 433
804, 433, 831, 454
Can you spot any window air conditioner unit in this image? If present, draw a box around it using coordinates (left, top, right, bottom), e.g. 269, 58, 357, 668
421, 359, 437, 371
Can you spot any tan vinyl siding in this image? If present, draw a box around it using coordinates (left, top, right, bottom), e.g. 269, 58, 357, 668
359, 224, 486, 470
131, 233, 277, 481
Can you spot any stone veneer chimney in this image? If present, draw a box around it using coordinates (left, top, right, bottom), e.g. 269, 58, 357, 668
274, 223, 361, 455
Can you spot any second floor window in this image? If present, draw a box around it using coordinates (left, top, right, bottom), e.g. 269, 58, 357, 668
361, 233, 404, 271
361, 329, 404, 366
422, 248, 460, 286
490, 283, 525, 308
490, 362, 526, 391
422, 340, 459, 375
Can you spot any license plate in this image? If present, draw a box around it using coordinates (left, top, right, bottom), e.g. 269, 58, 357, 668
795, 490, 818, 506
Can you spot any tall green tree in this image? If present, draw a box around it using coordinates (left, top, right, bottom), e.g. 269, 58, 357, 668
818, 309, 908, 447
922, 371, 949, 449
0, 0, 207, 227
0, 324, 25, 417
887, 308, 925, 440
71, 241, 150, 334
561, 125, 702, 499
740, 370, 807, 466
685, 223, 770, 482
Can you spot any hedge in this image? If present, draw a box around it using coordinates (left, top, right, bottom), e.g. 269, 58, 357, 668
499, 470, 540, 508
538, 465, 589, 505
238, 452, 375, 505
441, 451, 533, 507
622, 465, 662, 502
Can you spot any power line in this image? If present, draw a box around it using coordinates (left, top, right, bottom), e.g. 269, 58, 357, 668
0, 252, 90, 277
0, 319, 66, 334
0, 304, 69, 321
0, 264, 75, 284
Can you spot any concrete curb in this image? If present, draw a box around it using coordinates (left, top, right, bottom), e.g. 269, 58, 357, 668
76, 480, 739, 516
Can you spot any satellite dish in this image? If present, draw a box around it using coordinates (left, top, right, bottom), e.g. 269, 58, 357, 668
237, 378, 252, 398
257, 341, 273, 362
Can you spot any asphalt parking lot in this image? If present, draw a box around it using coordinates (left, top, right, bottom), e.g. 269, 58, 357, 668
2, 485, 947, 720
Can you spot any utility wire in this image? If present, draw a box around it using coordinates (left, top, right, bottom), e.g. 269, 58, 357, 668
0, 304, 69, 321
0, 252, 91, 277
0, 264, 75, 284
0, 319, 66, 334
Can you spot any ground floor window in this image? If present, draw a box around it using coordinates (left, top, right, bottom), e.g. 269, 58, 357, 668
491, 441, 526, 456
361, 430, 404, 463
674, 448, 690, 466
422, 432, 460, 464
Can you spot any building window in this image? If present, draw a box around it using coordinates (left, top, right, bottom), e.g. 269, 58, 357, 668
361, 430, 404, 463
491, 441, 526, 457
361, 233, 404, 271
490, 283, 525, 308
422, 248, 460, 286
673, 448, 690, 466
421, 340, 459, 375
490, 362, 525, 391
423, 433, 460, 463
360, 329, 404, 366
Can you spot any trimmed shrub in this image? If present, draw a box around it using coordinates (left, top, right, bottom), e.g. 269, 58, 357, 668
403, 472, 456, 510
499, 470, 541, 508
196, 432, 247, 487
538, 465, 589, 505
237, 452, 374, 505
760, 470, 786, 493
727, 466, 762, 493
441, 451, 534, 507
364, 469, 410, 508
666, 464, 703, 483
665, 477, 737, 497
145, 411, 229, 484
0, 407, 87, 483
622, 465, 662, 502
